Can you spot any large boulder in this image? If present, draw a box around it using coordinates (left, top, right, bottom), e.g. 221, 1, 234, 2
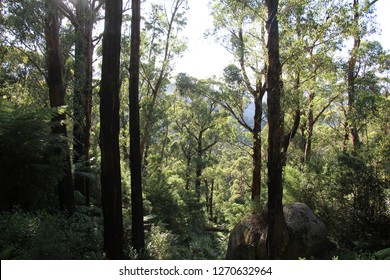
226, 203, 328, 259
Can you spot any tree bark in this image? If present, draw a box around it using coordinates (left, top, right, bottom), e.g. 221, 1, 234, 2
99, 0, 124, 260
265, 0, 288, 260
304, 92, 314, 163
347, 0, 361, 151
237, 26, 266, 203
195, 131, 203, 202
206, 179, 215, 220
44, 0, 74, 214
73, 0, 94, 206
183, 148, 193, 191
129, 0, 145, 254
252, 95, 262, 201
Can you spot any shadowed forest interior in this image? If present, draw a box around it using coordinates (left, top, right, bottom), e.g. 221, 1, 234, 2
0, 0, 389, 260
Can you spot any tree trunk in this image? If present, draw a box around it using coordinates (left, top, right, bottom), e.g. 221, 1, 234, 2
265, 0, 288, 260
347, 0, 361, 151
209, 179, 214, 220
304, 92, 314, 163
140, 0, 186, 167
237, 25, 265, 203
129, 0, 145, 254
44, 0, 74, 214
73, 0, 93, 206
99, 0, 124, 260
195, 132, 203, 202
184, 150, 192, 191
251, 95, 262, 201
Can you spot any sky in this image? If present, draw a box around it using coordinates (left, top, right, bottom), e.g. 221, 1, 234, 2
174, 0, 390, 79
173, 0, 233, 78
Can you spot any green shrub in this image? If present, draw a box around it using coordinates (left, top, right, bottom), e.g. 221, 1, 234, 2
144, 222, 226, 260
145, 223, 179, 260
187, 232, 224, 260
0, 209, 104, 259
292, 150, 390, 254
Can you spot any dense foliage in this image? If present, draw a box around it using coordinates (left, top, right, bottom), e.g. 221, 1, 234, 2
0, 0, 388, 259
0, 102, 66, 211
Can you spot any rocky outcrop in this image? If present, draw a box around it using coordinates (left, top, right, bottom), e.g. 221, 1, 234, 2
226, 203, 328, 259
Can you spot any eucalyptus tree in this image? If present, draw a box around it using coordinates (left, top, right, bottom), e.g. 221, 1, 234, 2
363, 41, 390, 115
279, 0, 346, 163
129, 0, 145, 255
139, 0, 188, 166
344, 0, 379, 151
57, 0, 104, 205
2, 0, 75, 212
264, 0, 290, 259
99, 0, 124, 259
344, 41, 388, 144
210, 0, 267, 202
2, 0, 104, 206
175, 73, 229, 202
43, 0, 75, 213
210, 4, 303, 254
1, 0, 73, 103
211, 0, 301, 259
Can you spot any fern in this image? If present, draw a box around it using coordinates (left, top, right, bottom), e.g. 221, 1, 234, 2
0, 101, 68, 210
0, 209, 104, 259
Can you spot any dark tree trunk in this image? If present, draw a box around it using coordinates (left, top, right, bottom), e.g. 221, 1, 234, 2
265, 0, 289, 260
251, 95, 262, 201
44, 0, 74, 214
129, 0, 145, 254
195, 132, 203, 202
237, 26, 266, 203
73, 0, 93, 206
210, 181, 214, 220
183, 148, 193, 191
205, 179, 215, 221
207, 179, 214, 220
99, 0, 123, 260
304, 92, 314, 163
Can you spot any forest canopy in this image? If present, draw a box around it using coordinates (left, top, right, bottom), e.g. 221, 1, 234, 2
0, 0, 389, 260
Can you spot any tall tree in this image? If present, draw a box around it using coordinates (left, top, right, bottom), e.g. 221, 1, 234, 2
129, 0, 145, 254
175, 74, 225, 201
345, 0, 378, 151
140, 0, 188, 166
347, 0, 362, 150
211, 0, 267, 202
57, 0, 103, 206
72, 0, 93, 204
279, 0, 345, 163
265, 0, 288, 260
99, 0, 123, 259
44, 0, 74, 213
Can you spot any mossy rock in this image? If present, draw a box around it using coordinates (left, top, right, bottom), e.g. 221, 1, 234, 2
226, 203, 328, 260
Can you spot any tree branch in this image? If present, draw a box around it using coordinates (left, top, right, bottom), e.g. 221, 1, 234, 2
202, 140, 218, 153
312, 93, 341, 126
56, 0, 79, 28
283, 109, 301, 155
237, 27, 257, 96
